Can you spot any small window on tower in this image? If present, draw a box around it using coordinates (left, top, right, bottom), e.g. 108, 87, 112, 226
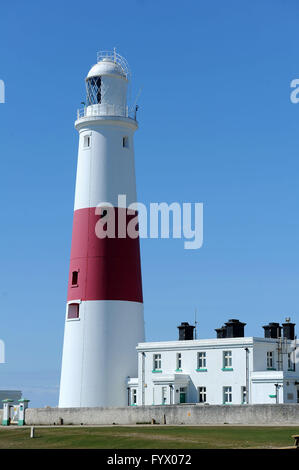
123, 136, 129, 148
71, 270, 78, 286
84, 135, 91, 148
67, 303, 79, 319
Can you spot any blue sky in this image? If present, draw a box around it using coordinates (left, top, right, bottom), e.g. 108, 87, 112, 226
1, 0, 299, 406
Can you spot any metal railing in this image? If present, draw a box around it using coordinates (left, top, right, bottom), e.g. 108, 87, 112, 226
96, 49, 130, 79
77, 104, 136, 120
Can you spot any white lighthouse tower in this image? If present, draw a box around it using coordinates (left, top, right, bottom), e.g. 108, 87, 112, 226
59, 50, 145, 408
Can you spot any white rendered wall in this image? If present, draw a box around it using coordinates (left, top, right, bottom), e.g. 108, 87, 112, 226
251, 372, 284, 404
74, 119, 138, 210
59, 300, 144, 408
252, 340, 278, 371
136, 338, 299, 406
137, 339, 253, 406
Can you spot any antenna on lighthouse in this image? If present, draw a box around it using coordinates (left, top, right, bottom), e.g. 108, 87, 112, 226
131, 88, 142, 108
130, 87, 142, 119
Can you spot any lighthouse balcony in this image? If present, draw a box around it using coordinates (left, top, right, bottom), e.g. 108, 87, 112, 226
77, 104, 136, 121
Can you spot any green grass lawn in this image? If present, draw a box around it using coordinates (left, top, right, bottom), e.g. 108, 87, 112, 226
0, 426, 298, 449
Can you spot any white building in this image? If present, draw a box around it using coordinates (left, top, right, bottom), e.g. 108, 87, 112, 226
127, 320, 299, 406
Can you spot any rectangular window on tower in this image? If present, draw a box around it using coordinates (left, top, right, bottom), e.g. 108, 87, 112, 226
83, 135, 91, 148
67, 303, 79, 320
71, 270, 79, 287
123, 136, 129, 148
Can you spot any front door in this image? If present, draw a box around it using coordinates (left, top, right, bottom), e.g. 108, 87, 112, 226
179, 387, 186, 403
297, 389, 299, 404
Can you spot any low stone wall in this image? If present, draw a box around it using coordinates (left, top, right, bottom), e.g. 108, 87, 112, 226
25, 404, 299, 426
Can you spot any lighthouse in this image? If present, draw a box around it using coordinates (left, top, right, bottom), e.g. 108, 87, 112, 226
59, 51, 144, 408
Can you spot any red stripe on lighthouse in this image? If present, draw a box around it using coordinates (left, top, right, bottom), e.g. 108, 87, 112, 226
67, 207, 143, 303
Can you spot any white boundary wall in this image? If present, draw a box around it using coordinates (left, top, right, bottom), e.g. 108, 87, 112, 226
25, 404, 299, 425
